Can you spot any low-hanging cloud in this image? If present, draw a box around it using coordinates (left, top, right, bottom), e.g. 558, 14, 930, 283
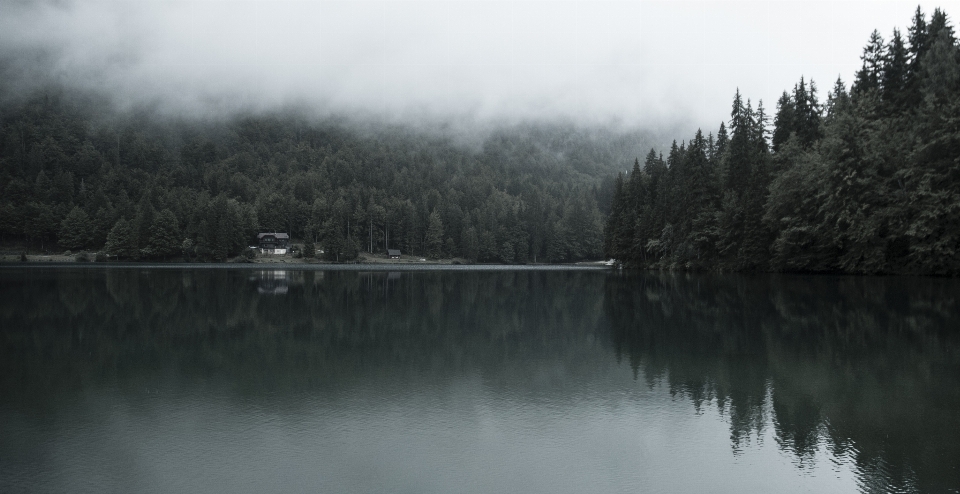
0, 0, 942, 130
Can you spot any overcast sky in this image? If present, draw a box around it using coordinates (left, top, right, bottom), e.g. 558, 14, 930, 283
0, 0, 948, 131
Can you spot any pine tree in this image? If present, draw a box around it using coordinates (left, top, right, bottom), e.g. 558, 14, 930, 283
908, 6, 929, 69
737, 100, 773, 271
685, 129, 716, 216
918, 17, 958, 102
725, 90, 753, 193
826, 77, 851, 117
927, 8, 952, 42
26, 202, 59, 251
772, 91, 795, 152
425, 210, 444, 258
715, 122, 729, 158
460, 225, 479, 261
684, 129, 720, 265
59, 206, 92, 251
792, 78, 822, 146
603, 173, 628, 260
905, 19, 960, 273
904, 6, 930, 108
635, 150, 667, 265
854, 30, 886, 95
882, 29, 910, 110
717, 92, 757, 267
147, 209, 181, 259
133, 194, 155, 254
302, 226, 316, 258
104, 218, 138, 259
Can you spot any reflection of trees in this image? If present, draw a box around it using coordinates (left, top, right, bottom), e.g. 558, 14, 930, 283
604, 272, 960, 493
0, 268, 608, 407
4, 268, 959, 492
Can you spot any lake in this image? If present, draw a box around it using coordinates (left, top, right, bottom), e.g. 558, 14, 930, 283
1, 266, 958, 493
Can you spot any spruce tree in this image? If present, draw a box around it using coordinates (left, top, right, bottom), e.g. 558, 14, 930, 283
104, 218, 137, 259
603, 173, 628, 261
684, 129, 720, 265
133, 194, 155, 253
883, 29, 910, 109
715, 122, 729, 158
908, 6, 929, 69
425, 210, 444, 259
737, 100, 772, 271
59, 206, 92, 251
148, 209, 181, 260
854, 30, 886, 95
685, 129, 716, 216
302, 227, 316, 258
724, 90, 753, 193
906, 20, 960, 273
772, 91, 795, 152
905, 6, 930, 107
792, 78, 822, 146
826, 77, 851, 117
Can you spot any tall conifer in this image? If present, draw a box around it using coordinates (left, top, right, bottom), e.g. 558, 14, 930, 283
854, 30, 886, 94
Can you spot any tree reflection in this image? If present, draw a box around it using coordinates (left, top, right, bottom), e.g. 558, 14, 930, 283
0, 268, 609, 404
604, 272, 960, 493
1, 268, 958, 492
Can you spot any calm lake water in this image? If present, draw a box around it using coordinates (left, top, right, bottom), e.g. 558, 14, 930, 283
1, 266, 958, 494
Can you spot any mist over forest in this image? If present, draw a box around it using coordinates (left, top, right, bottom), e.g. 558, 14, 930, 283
606, 6, 960, 275
1, 3, 958, 274
0, 78, 672, 263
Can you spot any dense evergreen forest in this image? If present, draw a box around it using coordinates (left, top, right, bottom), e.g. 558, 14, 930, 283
605, 7, 960, 275
0, 87, 663, 262
4, 7, 957, 271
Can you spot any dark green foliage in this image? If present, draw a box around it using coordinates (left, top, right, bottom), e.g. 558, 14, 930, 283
425, 210, 444, 259
772, 92, 795, 153
146, 209, 181, 260
302, 227, 316, 258
25, 202, 59, 251
104, 218, 138, 259
854, 30, 886, 95
791, 78, 822, 147
0, 93, 624, 263
882, 29, 910, 108
604, 7, 960, 275
58, 206, 92, 251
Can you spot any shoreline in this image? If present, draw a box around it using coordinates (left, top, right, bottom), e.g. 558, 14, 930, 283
0, 262, 612, 271
0, 251, 614, 270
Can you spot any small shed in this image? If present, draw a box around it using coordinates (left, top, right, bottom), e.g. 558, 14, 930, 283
387, 249, 401, 259
258, 232, 290, 254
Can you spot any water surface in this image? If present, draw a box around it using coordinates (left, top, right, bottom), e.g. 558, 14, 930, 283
1, 267, 958, 493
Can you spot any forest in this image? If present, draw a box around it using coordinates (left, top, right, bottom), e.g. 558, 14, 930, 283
605, 7, 960, 275
3, 7, 958, 272
0, 84, 661, 262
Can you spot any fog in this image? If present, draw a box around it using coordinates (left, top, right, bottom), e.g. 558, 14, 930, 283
0, 0, 944, 131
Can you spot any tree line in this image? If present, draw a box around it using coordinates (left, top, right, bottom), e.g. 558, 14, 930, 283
605, 7, 960, 274
604, 271, 960, 492
0, 90, 645, 262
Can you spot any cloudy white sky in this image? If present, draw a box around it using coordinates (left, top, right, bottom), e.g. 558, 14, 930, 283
0, 0, 948, 130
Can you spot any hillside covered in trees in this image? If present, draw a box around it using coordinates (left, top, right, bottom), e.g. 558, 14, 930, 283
605, 7, 960, 275
0, 85, 666, 262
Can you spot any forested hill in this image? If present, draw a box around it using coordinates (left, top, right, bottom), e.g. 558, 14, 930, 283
0, 86, 666, 262
605, 7, 960, 275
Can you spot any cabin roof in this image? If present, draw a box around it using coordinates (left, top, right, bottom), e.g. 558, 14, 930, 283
258, 232, 290, 240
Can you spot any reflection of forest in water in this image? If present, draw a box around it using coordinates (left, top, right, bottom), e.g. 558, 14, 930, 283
0, 268, 609, 402
1, 268, 958, 493
605, 272, 960, 494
